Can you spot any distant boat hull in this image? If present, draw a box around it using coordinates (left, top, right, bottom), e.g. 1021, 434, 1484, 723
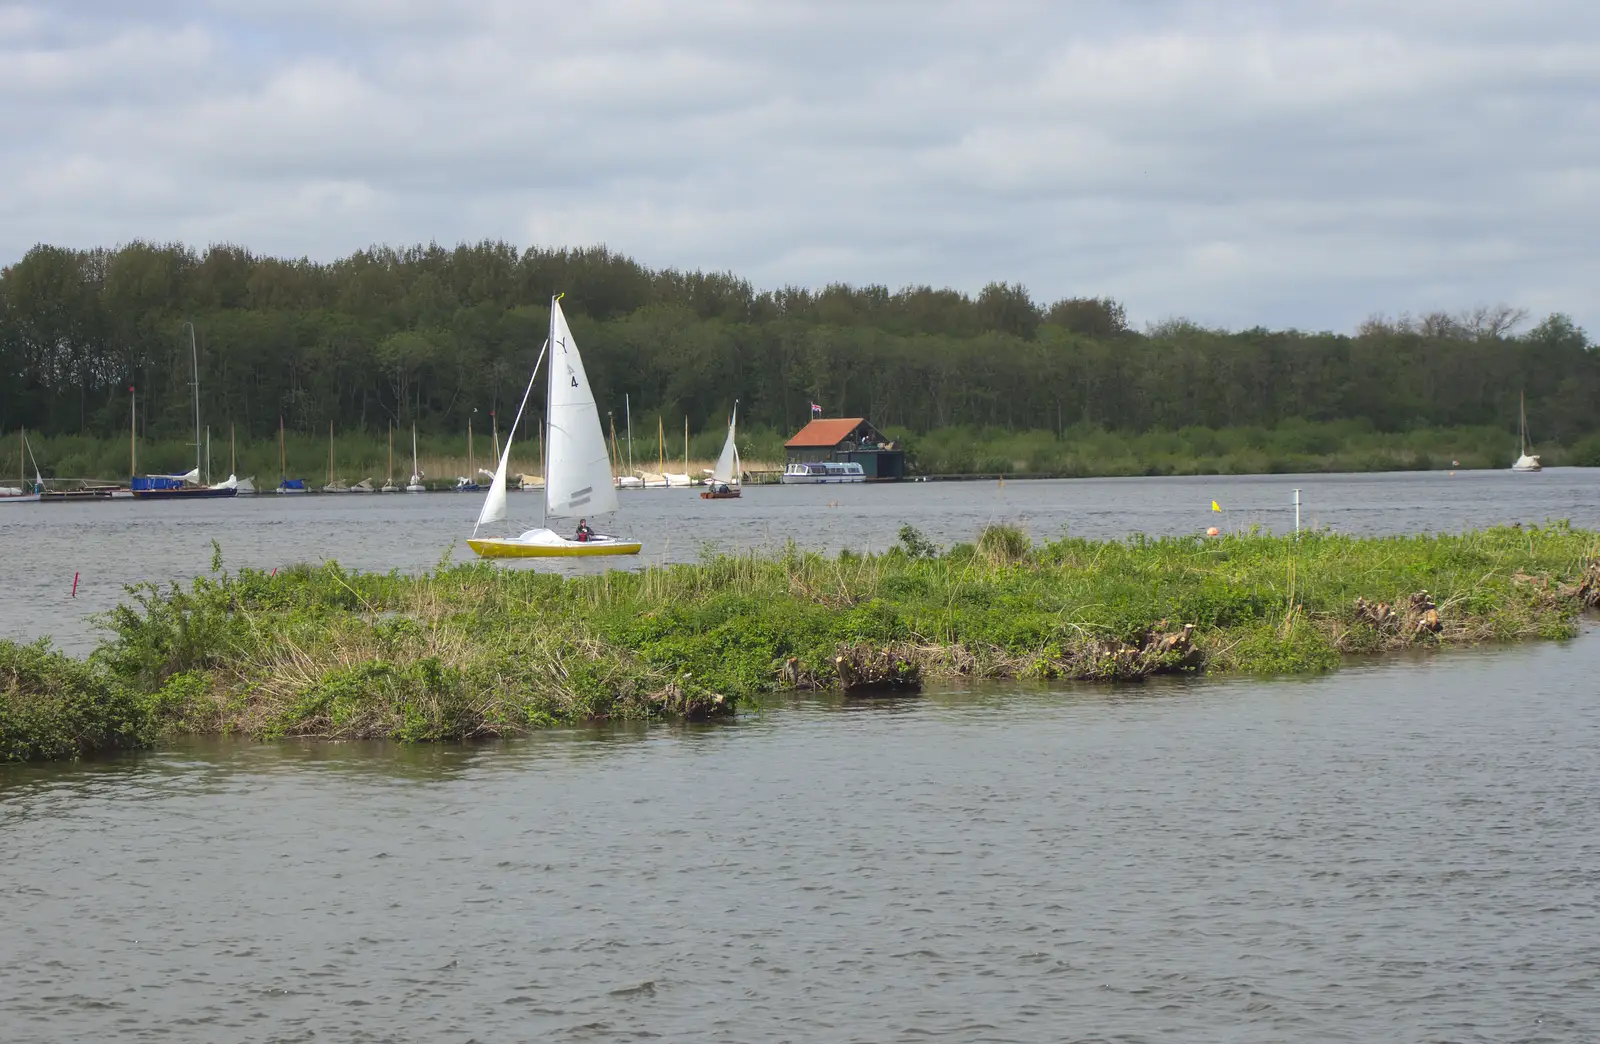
131, 486, 238, 500
468, 527, 642, 558
1511, 454, 1542, 472
700, 489, 741, 499
0, 492, 41, 503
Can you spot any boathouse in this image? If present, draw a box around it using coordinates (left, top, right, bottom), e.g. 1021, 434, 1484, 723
784, 417, 906, 480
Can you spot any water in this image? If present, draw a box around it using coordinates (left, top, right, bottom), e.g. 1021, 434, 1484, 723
4, 630, 1598, 1042
5, 468, 1599, 653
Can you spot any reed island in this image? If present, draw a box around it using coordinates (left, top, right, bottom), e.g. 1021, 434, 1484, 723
3, 524, 1598, 763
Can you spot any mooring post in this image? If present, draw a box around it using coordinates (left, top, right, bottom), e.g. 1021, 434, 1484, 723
1294, 488, 1301, 536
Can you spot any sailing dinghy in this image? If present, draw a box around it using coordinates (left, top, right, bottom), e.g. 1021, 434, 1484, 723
701, 402, 742, 499
467, 296, 642, 558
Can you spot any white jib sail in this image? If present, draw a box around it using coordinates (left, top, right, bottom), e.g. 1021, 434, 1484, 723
475, 340, 547, 533
546, 299, 620, 519
712, 403, 738, 484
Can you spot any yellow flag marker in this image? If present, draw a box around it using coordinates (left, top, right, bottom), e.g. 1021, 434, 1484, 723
1211, 500, 1221, 512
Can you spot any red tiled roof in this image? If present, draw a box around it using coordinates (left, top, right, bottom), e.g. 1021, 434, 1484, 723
785, 417, 867, 448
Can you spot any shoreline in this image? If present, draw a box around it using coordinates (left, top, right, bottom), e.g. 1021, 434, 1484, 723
4, 524, 1597, 764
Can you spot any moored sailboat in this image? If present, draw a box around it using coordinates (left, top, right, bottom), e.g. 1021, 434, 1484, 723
1512, 391, 1542, 472
467, 296, 641, 558
406, 425, 426, 492
1, 428, 44, 503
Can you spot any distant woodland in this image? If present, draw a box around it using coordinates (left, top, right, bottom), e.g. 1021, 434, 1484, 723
3, 241, 1596, 472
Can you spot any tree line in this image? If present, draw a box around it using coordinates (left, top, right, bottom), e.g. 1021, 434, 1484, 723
2, 240, 1595, 451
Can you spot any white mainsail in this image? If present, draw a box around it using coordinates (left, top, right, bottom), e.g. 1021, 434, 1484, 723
545, 299, 619, 518
475, 340, 546, 533
712, 402, 739, 484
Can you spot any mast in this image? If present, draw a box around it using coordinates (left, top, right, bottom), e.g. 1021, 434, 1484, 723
230, 423, 236, 476
130, 385, 137, 477
658, 415, 664, 476
685, 415, 689, 476
491, 411, 500, 468
541, 295, 557, 527
625, 393, 634, 479
279, 416, 286, 484
1520, 390, 1529, 453
18, 427, 23, 491
609, 412, 620, 484
206, 426, 211, 484
388, 424, 394, 483
328, 421, 335, 485
468, 415, 474, 480
184, 322, 201, 478
411, 424, 419, 480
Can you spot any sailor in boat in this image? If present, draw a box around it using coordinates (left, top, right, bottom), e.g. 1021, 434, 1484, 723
576, 519, 592, 542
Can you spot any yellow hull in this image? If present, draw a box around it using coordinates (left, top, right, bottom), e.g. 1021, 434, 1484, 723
467, 538, 642, 559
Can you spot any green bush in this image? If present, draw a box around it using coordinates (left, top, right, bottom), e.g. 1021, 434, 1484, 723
0, 640, 149, 762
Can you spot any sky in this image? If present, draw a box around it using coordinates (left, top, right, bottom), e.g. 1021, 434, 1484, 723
2, 0, 1596, 333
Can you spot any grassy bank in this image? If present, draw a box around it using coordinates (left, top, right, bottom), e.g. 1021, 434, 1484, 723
3, 525, 1597, 762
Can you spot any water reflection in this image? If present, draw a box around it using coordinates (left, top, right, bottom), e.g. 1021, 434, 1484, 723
2, 629, 1598, 1041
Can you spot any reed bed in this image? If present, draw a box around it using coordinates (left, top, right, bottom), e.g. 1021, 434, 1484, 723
4, 524, 1596, 761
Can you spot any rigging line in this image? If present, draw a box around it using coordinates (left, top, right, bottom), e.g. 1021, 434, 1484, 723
473, 339, 548, 537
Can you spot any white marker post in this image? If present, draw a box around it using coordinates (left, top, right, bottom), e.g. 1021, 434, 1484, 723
1293, 488, 1301, 536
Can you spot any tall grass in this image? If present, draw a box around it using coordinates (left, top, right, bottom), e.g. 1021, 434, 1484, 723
5, 523, 1595, 761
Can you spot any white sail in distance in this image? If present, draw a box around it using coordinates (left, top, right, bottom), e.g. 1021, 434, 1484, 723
475, 340, 547, 533
712, 402, 739, 484
545, 299, 619, 518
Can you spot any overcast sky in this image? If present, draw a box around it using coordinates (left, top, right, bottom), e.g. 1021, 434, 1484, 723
3, 0, 1596, 333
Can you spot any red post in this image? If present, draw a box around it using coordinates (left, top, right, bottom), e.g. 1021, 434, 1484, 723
72, 572, 79, 597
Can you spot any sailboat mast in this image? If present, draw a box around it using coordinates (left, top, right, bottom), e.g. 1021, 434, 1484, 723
625, 393, 634, 478
541, 296, 557, 527
388, 425, 394, 482
685, 415, 689, 476
658, 415, 664, 475
1520, 390, 1529, 452
609, 412, 620, 484
184, 322, 201, 478
206, 426, 211, 485
328, 421, 335, 485
18, 427, 23, 491
130, 385, 137, 477
230, 423, 236, 476
468, 416, 474, 479
492, 411, 500, 467
279, 416, 286, 483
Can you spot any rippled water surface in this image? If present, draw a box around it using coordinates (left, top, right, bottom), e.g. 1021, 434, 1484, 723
4, 630, 1599, 1042
5, 467, 1600, 652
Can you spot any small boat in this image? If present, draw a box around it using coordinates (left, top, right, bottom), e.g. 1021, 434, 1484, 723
701, 402, 742, 499
132, 469, 238, 500
321, 422, 352, 491
453, 477, 484, 493
1512, 391, 1541, 472
351, 478, 375, 493
276, 478, 308, 495
406, 425, 426, 492
782, 461, 866, 484
468, 295, 642, 559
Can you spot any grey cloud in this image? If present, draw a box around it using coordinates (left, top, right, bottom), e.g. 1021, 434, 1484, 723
1, 0, 1596, 333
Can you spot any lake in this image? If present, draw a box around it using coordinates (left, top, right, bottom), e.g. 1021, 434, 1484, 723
3, 627, 1598, 1042
4, 467, 1599, 654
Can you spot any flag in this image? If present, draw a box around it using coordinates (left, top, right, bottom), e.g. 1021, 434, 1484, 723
1211, 500, 1221, 512
810, 402, 822, 415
